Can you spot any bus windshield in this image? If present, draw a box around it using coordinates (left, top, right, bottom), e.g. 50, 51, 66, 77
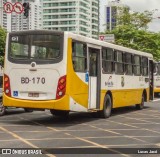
9, 34, 62, 61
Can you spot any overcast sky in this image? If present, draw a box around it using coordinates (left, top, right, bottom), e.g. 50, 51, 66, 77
100, 0, 160, 32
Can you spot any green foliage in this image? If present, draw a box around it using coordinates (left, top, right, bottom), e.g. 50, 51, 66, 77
0, 26, 6, 65
104, 9, 160, 60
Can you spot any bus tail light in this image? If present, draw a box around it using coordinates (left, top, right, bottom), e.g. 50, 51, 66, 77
4, 74, 11, 97
56, 75, 66, 99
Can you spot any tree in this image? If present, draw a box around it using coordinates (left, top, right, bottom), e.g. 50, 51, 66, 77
0, 26, 6, 65
104, 9, 160, 60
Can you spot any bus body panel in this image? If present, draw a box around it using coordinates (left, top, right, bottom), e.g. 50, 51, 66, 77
154, 75, 160, 93
154, 62, 160, 94
3, 93, 70, 110
3, 31, 153, 115
66, 38, 88, 109
8, 67, 60, 100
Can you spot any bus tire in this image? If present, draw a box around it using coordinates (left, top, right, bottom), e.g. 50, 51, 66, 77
136, 93, 144, 110
100, 94, 112, 118
0, 102, 6, 116
24, 108, 33, 112
50, 109, 69, 118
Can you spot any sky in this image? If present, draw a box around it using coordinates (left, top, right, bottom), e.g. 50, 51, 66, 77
100, 0, 160, 32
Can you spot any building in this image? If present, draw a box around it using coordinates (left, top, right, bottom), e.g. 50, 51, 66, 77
105, 0, 129, 31
42, 0, 99, 39
0, 0, 7, 29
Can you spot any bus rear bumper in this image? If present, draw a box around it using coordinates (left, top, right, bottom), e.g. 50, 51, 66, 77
3, 94, 69, 111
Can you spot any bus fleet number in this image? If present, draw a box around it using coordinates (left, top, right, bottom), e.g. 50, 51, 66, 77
21, 77, 45, 84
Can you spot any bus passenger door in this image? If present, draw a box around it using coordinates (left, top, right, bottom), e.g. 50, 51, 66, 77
149, 60, 154, 100
88, 47, 101, 110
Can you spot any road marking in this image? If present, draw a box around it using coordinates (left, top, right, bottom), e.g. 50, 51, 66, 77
132, 112, 160, 119
19, 117, 60, 131
0, 127, 56, 157
116, 115, 160, 147
89, 124, 147, 143
17, 116, 129, 157
152, 99, 160, 102
65, 133, 129, 157
118, 115, 160, 124
7, 111, 159, 155
147, 109, 160, 113
0, 139, 19, 141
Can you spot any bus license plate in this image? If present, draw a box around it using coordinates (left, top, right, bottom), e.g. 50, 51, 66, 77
28, 93, 39, 97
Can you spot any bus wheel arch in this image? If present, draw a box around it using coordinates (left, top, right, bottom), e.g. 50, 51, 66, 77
136, 90, 145, 110
100, 91, 113, 118
143, 89, 147, 102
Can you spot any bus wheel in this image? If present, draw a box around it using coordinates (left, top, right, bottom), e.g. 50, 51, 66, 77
100, 94, 112, 118
136, 94, 144, 110
24, 108, 33, 112
50, 109, 69, 118
0, 102, 6, 116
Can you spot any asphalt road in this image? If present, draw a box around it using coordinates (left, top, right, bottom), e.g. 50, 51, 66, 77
0, 99, 160, 157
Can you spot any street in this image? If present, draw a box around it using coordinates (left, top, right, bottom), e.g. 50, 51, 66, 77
0, 99, 160, 157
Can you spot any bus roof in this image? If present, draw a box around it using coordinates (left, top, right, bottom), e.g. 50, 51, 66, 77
8, 30, 153, 59
66, 32, 153, 59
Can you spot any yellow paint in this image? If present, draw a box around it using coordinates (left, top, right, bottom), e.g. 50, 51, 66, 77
101, 88, 149, 109
146, 88, 149, 102
66, 38, 89, 109
3, 37, 150, 112
3, 94, 69, 111
154, 87, 160, 93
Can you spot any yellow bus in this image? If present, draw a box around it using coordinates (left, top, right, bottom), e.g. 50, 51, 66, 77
3, 30, 154, 118
154, 62, 160, 96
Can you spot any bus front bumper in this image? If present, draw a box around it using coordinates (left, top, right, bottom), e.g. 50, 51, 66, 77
3, 94, 69, 111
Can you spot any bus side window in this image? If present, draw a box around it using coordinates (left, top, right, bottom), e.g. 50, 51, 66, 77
72, 41, 87, 72
141, 57, 148, 76
124, 53, 133, 75
133, 55, 141, 76
115, 50, 124, 74
102, 48, 114, 73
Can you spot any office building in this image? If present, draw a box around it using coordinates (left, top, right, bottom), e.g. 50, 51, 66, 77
0, 0, 7, 29
105, 0, 129, 31
42, 0, 99, 39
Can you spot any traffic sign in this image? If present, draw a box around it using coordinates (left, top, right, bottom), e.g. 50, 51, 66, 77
3, 2, 13, 13
3, 2, 23, 14
99, 34, 115, 43
99, 35, 105, 41
13, 2, 23, 14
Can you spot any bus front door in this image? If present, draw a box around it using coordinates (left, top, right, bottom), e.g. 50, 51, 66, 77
88, 47, 101, 110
